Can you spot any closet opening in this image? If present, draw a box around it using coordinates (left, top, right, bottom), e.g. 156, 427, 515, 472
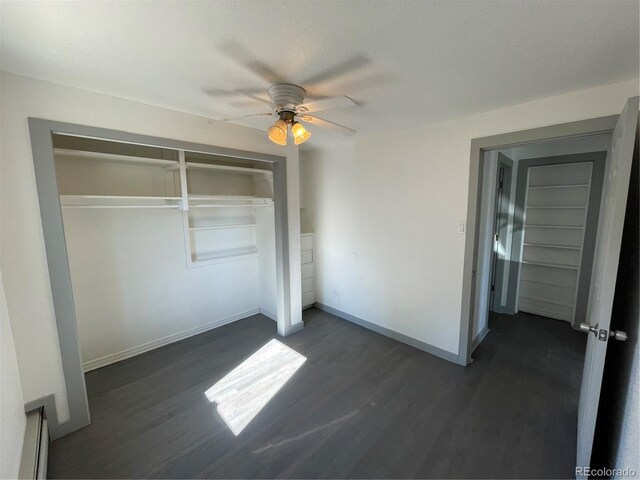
29, 119, 294, 438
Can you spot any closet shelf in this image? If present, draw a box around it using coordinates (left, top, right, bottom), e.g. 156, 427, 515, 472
191, 247, 258, 266
189, 224, 256, 231
524, 224, 584, 230
54, 149, 178, 167
165, 162, 272, 175
520, 278, 577, 289
521, 260, 579, 271
523, 242, 581, 251
188, 195, 273, 208
60, 195, 182, 209
518, 295, 574, 308
527, 183, 589, 190
526, 205, 587, 209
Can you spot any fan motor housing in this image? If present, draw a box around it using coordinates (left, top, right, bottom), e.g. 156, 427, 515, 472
268, 83, 306, 111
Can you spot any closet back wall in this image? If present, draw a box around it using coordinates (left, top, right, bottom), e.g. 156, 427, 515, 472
62, 208, 260, 370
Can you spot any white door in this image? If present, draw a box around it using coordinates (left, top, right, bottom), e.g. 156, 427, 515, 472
576, 96, 638, 472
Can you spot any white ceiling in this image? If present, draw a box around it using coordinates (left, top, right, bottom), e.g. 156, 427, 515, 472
2, 1, 638, 148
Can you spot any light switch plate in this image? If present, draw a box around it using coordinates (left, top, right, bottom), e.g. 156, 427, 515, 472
457, 222, 466, 234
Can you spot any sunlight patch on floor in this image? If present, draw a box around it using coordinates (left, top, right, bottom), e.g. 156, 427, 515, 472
205, 339, 306, 435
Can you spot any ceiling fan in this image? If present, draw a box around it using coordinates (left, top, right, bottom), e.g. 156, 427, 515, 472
222, 83, 358, 146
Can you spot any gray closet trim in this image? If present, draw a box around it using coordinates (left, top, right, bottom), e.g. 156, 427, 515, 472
315, 303, 460, 364
28, 118, 291, 438
508, 152, 606, 328
490, 153, 514, 315
24, 394, 59, 429
459, 114, 618, 366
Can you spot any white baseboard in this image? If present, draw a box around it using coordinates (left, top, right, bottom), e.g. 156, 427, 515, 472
83, 307, 260, 372
259, 307, 277, 321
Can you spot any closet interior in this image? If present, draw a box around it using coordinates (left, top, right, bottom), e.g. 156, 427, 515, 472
52, 135, 280, 371
518, 162, 593, 322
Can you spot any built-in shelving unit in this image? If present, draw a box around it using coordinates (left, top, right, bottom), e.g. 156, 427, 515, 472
54, 145, 275, 268
182, 157, 274, 268
517, 162, 593, 322
301, 232, 315, 308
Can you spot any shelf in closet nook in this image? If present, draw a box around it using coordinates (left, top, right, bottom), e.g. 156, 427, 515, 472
190, 246, 259, 265
183, 155, 273, 267
54, 148, 178, 168
55, 148, 181, 209
188, 194, 272, 207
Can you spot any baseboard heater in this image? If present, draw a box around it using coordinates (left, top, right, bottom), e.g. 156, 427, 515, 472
19, 407, 48, 479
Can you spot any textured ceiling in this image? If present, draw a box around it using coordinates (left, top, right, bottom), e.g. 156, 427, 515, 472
2, 0, 638, 148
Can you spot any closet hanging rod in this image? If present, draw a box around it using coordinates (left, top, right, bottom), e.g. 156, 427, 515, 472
189, 204, 271, 208
189, 224, 257, 231
165, 162, 272, 175
60, 195, 181, 201
61, 205, 181, 209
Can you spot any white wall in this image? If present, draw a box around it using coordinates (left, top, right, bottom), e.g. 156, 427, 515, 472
0, 269, 26, 480
0, 72, 301, 424
63, 208, 261, 370
300, 78, 638, 356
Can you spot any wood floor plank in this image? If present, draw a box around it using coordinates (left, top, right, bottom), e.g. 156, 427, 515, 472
48, 309, 585, 479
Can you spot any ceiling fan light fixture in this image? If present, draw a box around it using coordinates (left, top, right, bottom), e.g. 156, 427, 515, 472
267, 119, 288, 145
291, 121, 311, 145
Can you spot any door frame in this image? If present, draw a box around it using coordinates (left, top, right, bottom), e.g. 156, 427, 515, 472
488, 155, 513, 313
28, 118, 294, 438
458, 114, 619, 366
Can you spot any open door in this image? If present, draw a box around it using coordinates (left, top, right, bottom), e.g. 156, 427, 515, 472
576, 96, 639, 473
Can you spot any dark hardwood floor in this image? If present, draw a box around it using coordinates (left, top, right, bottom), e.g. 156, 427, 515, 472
48, 308, 586, 479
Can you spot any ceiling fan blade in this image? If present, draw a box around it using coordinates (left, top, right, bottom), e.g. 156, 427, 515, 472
301, 54, 371, 86
205, 87, 271, 106
297, 96, 358, 114
232, 90, 272, 106
219, 42, 283, 84
223, 112, 274, 122
298, 114, 356, 136
334, 72, 393, 92
204, 87, 264, 98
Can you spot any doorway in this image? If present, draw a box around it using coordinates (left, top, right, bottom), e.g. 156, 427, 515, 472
469, 135, 610, 354
460, 97, 638, 473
